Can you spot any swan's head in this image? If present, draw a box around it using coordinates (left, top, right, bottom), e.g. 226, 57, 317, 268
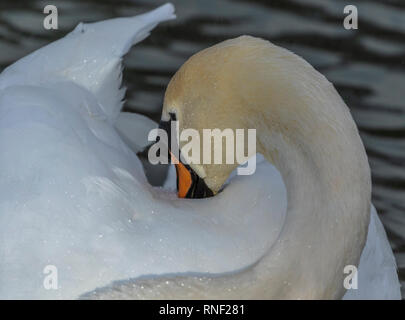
160, 36, 273, 197
160, 35, 364, 200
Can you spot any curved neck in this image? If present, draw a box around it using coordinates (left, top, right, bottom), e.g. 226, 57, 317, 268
151, 37, 372, 299
249, 82, 371, 298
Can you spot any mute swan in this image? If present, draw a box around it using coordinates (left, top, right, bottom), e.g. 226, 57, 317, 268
0, 4, 400, 299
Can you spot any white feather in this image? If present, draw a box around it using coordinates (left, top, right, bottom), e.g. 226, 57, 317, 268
0, 3, 175, 123
0, 4, 400, 299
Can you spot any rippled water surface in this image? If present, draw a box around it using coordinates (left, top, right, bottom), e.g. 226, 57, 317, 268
0, 0, 404, 298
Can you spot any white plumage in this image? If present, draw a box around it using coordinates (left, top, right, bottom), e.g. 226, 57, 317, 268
0, 3, 400, 299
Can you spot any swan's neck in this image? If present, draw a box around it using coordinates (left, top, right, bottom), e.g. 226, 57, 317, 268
252, 82, 371, 298
149, 36, 373, 299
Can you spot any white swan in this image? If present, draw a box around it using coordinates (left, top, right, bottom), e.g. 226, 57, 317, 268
0, 4, 400, 299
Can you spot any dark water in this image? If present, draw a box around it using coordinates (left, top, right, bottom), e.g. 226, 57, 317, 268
0, 0, 404, 298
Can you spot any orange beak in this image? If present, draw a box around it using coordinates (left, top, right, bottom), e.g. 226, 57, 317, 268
170, 151, 213, 199
175, 161, 193, 198
170, 151, 191, 198
159, 115, 213, 199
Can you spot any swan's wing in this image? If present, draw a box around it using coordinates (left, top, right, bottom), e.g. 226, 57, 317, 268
0, 3, 175, 123
0, 82, 284, 299
343, 205, 401, 299
0, 27, 284, 301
